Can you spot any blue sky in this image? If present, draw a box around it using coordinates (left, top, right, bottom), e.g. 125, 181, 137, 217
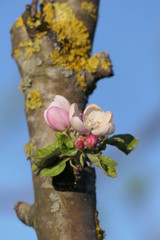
0, 0, 160, 239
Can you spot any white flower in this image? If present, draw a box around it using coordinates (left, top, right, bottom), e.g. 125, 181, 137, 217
69, 103, 115, 137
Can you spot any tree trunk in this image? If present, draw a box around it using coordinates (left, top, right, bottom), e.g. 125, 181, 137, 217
11, 0, 113, 239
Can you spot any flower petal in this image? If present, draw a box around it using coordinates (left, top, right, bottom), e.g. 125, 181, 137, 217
69, 103, 90, 135
84, 104, 102, 117
44, 109, 52, 128
69, 103, 77, 121
46, 106, 70, 131
48, 95, 70, 112
101, 111, 113, 126
91, 123, 115, 137
84, 104, 104, 123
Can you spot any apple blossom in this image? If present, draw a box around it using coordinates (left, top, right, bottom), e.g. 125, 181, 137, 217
33, 95, 137, 179
69, 103, 90, 135
85, 135, 98, 149
69, 103, 115, 137
44, 95, 70, 131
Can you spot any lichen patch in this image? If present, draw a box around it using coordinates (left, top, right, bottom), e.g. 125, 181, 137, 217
77, 73, 87, 91
15, 17, 25, 28
49, 193, 60, 213
19, 39, 42, 59
95, 210, 105, 240
26, 90, 42, 110
19, 76, 32, 92
14, 49, 20, 59
81, 1, 98, 21
24, 141, 34, 159
101, 58, 112, 70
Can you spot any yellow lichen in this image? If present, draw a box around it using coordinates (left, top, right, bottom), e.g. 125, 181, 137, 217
36, 31, 47, 39
19, 41, 32, 48
13, 49, 20, 59
18, 80, 25, 92
24, 142, 34, 159
19, 39, 42, 58
81, 1, 98, 21
51, 50, 62, 65
48, 3, 92, 74
19, 76, 32, 92
48, 2, 100, 78
43, 2, 55, 25
77, 74, 87, 91
15, 17, 25, 28
45, 54, 49, 59
32, 40, 42, 52
101, 59, 112, 70
25, 47, 34, 58
16, 2, 100, 90
27, 16, 41, 29
86, 55, 99, 73
95, 210, 105, 240
26, 90, 42, 110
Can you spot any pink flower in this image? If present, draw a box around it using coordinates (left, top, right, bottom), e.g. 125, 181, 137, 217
75, 139, 85, 150
86, 135, 98, 148
69, 103, 115, 137
44, 95, 71, 131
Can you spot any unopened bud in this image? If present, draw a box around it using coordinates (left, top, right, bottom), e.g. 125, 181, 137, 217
86, 135, 98, 149
75, 139, 85, 150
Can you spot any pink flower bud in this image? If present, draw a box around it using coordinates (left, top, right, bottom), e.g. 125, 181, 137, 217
85, 135, 98, 149
44, 95, 71, 131
75, 139, 85, 150
44, 106, 70, 131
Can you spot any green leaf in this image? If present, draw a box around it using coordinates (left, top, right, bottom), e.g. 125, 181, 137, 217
87, 153, 100, 166
106, 134, 138, 155
40, 161, 66, 177
32, 142, 60, 160
61, 147, 77, 156
99, 155, 117, 178
109, 167, 117, 177
56, 132, 74, 149
32, 143, 61, 169
55, 132, 64, 142
80, 154, 85, 167
99, 155, 117, 168
87, 153, 117, 178
35, 156, 59, 169
56, 132, 77, 156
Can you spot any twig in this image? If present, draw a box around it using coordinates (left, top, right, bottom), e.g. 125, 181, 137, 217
14, 201, 35, 226
31, 0, 39, 18
44, 0, 50, 4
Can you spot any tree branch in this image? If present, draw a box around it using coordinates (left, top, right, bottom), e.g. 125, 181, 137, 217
31, 0, 38, 18
43, 0, 50, 4
11, 0, 107, 238
94, 52, 113, 79
87, 51, 113, 84
14, 201, 35, 227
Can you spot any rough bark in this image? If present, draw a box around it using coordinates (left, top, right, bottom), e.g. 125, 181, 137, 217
11, 0, 113, 239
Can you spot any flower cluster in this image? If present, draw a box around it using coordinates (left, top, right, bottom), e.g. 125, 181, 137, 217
44, 95, 115, 145
32, 95, 138, 178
